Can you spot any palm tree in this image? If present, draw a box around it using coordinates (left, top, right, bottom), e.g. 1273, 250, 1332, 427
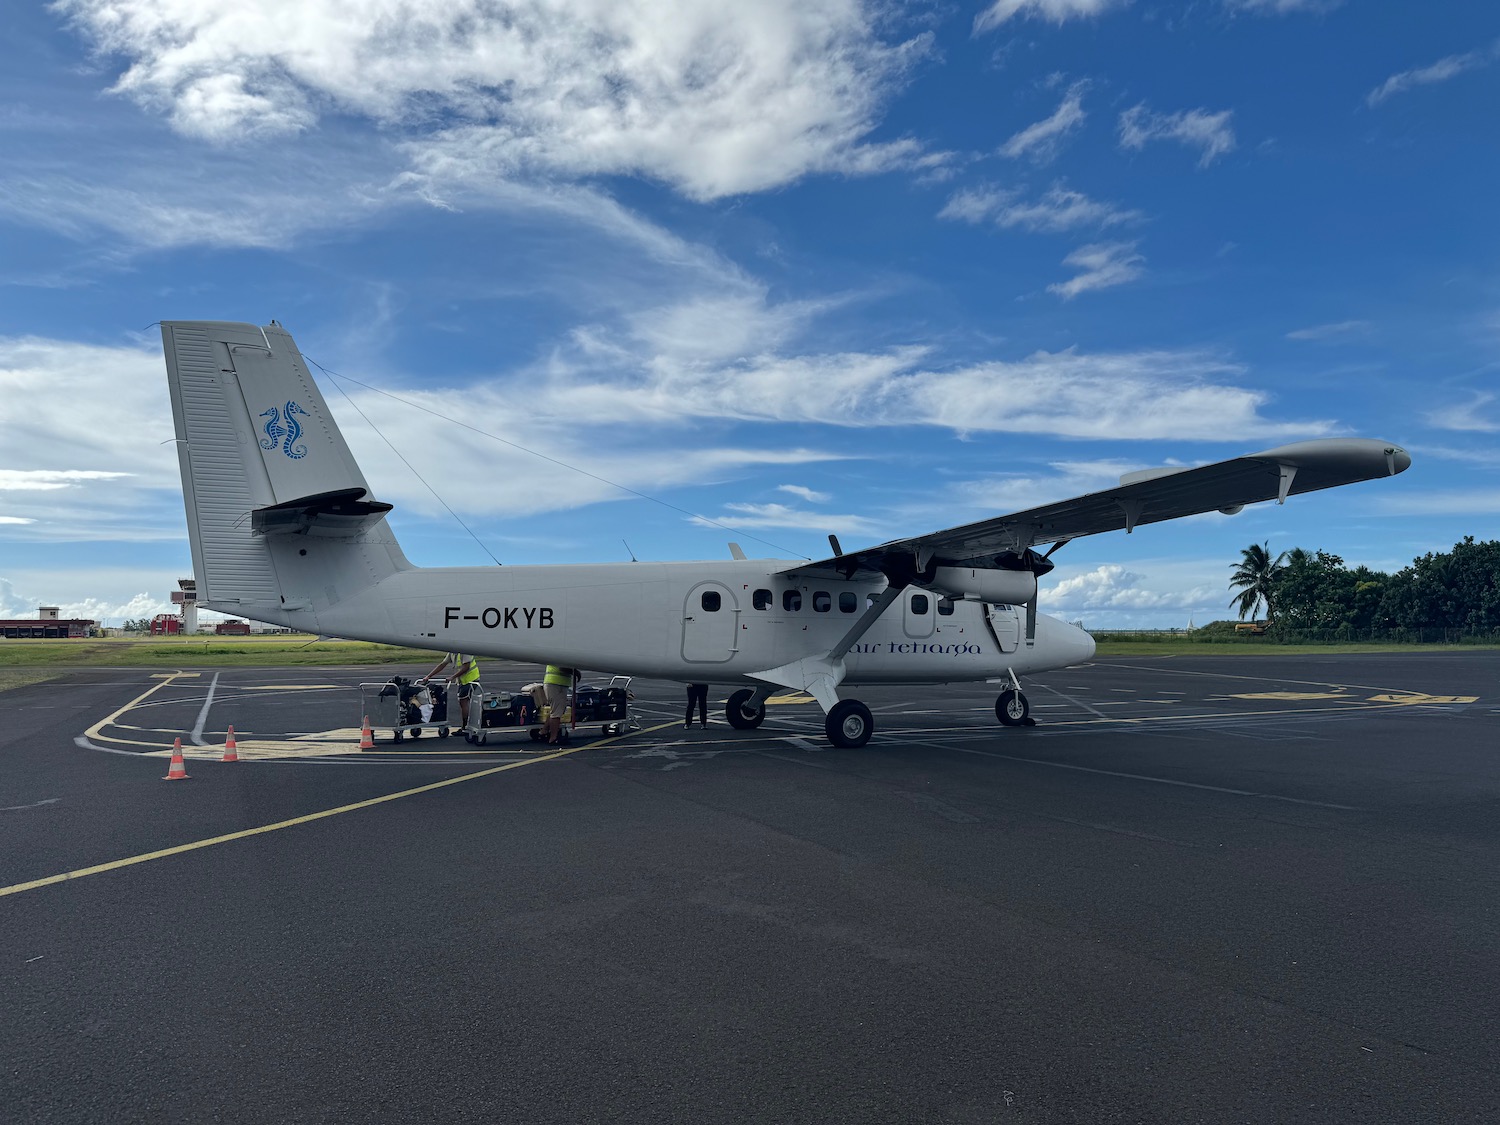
1229, 541, 1288, 623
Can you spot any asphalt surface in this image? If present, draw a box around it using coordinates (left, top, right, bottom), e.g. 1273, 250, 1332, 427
2, 652, 1498, 1123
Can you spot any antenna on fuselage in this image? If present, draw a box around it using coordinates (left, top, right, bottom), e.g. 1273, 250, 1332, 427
622, 539, 638, 562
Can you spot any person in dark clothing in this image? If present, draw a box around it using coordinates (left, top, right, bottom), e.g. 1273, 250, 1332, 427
685, 683, 709, 729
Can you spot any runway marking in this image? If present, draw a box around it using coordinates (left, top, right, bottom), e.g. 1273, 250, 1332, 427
1367, 693, 1479, 705
189, 672, 220, 746
943, 746, 1362, 810
84, 671, 199, 749
1, 798, 60, 812
1, 720, 681, 900
237, 685, 342, 691
766, 693, 815, 705
1231, 691, 1350, 701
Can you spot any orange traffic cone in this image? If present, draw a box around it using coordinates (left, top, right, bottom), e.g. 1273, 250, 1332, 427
222, 725, 239, 763
359, 716, 374, 750
164, 737, 190, 781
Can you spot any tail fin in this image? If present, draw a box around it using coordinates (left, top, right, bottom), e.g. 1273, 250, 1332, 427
162, 321, 407, 625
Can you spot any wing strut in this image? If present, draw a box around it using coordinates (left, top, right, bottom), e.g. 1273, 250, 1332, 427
748, 584, 905, 713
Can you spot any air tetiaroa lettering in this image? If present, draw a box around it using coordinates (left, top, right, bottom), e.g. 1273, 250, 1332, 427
848, 641, 984, 655
444, 606, 554, 629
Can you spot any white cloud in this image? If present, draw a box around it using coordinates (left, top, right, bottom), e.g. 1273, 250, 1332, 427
778, 484, 831, 503
1367, 41, 1500, 107
1118, 104, 1236, 167
0, 470, 134, 491
939, 184, 1142, 233
1424, 392, 1500, 433
999, 82, 1087, 162
1044, 563, 1219, 612
0, 574, 174, 623
1286, 320, 1371, 341
56, 0, 932, 202
689, 503, 879, 536
1048, 241, 1144, 299
976, 0, 1128, 33
0, 517, 38, 525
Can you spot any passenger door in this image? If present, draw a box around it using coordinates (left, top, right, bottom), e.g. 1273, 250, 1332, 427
682, 582, 739, 663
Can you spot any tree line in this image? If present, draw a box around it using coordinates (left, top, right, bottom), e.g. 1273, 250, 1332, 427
1228, 536, 1500, 639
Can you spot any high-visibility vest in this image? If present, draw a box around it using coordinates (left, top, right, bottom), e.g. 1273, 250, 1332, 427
450, 653, 480, 685
544, 664, 573, 687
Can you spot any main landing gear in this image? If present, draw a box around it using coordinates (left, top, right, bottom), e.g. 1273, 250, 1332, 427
725, 689, 766, 730
825, 699, 874, 748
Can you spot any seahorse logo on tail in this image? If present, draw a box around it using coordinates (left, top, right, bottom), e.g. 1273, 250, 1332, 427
258, 405, 284, 451
282, 400, 309, 459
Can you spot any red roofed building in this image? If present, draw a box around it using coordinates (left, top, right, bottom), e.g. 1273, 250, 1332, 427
0, 606, 94, 639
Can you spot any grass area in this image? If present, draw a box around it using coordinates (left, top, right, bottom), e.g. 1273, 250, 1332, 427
0, 669, 61, 692
1093, 638, 1500, 656
0, 635, 438, 668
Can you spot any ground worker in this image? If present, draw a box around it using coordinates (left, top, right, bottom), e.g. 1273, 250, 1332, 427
542, 663, 576, 745
424, 651, 480, 730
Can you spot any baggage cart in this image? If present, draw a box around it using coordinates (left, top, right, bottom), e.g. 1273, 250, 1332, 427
462, 675, 637, 746
359, 676, 455, 744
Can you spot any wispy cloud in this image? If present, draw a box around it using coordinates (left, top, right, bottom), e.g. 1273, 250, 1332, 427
1286, 320, 1371, 341
1367, 40, 1500, 107
939, 184, 1143, 233
1424, 392, 1500, 433
1118, 104, 1236, 167
689, 503, 879, 536
1045, 563, 1218, 612
778, 484, 831, 503
1048, 241, 1145, 299
999, 82, 1088, 162
1222, 0, 1343, 14
56, 0, 933, 202
976, 0, 1128, 33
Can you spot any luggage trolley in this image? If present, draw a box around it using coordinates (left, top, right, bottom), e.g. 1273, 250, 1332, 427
463, 676, 637, 746
359, 676, 456, 744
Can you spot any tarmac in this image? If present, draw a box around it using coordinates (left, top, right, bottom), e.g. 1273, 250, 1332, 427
2, 651, 1498, 1122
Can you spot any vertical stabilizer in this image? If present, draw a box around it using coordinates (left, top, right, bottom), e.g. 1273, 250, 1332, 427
162, 321, 407, 624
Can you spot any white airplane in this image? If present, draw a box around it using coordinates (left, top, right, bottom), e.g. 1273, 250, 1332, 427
161, 321, 1411, 748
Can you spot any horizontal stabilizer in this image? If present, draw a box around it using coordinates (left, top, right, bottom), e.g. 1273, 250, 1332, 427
252, 488, 395, 538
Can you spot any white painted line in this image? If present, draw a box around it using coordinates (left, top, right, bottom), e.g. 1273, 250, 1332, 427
189, 671, 220, 746
1, 798, 60, 812
944, 746, 1361, 810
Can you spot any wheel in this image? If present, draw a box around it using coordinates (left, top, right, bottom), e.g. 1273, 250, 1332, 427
438, 727, 450, 739
825, 699, 873, 749
411, 727, 423, 738
464, 731, 476, 744
393, 730, 404, 743
996, 689, 1030, 726
726, 688, 766, 730
529, 728, 542, 742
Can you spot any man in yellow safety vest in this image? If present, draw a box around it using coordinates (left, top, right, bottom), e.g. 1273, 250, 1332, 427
542, 663, 576, 745
424, 651, 480, 730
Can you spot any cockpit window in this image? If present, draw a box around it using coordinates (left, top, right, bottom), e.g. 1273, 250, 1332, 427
910, 593, 929, 615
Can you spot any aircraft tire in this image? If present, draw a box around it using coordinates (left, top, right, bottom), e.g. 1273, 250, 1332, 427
826, 700, 873, 748
726, 689, 766, 730
996, 689, 1030, 726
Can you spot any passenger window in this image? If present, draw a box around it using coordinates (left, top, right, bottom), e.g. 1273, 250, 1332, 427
783, 590, 802, 612
938, 597, 955, 616
753, 589, 772, 610
701, 591, 721, 612
813, 591, 831, 613
839, 592, 857, 613
910, 593, 929, 615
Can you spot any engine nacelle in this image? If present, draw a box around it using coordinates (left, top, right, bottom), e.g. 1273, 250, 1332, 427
925, 566, 1037, 605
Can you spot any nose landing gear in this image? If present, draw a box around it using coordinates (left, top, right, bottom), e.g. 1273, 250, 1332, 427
996, 688, 1035, 727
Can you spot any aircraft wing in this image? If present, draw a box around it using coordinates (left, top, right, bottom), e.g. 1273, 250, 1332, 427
785, 438, 1410, 580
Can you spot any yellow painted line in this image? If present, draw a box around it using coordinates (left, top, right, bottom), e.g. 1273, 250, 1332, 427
1, 720, 682, 899
1230, 691, 1351, 701
766, 693, 816, 705
85, 672, 196, 748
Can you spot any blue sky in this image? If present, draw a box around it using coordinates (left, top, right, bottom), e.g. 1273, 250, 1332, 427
1, 0, 1496, 628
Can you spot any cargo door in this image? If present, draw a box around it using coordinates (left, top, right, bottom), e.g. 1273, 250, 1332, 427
986, 603, 1020, 653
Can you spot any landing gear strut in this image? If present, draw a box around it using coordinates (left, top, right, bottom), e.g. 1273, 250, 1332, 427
726, 688, 766, 730
826, 699, 874, 748
996, 688, 1032, 727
